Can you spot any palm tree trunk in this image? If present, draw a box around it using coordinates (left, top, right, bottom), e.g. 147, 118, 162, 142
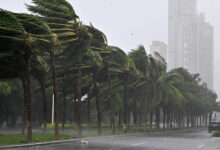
205, 113, 208, 126
200, 115, 202, 127
123, 74, 128, 133
166, 109, 170, 129
150, 112, 153, 131
118, 112, 122, 130
74, 95, 77, 123
50, 51, 60, 140
163, 108, 166, 130
93, 70, 102, 135
186, 113, 189, 128
25, 53, 32, 143
177, 112, 181, 128
62, 91, 66, 132
144, 93, 147, 132
170, 111, 173, 129
107, 64, 115, 134
156, 108, 160, 129
87, 95, 91, 128
39, 80, 47, 133
128, 109, 131, 130
191, 114, 194, 127
182, 113, 184, 128
209, 112, 212, 124
132, 88, 137, 132
138, 112, 141, 128
21, 77, 27, 135
76, 63, 82, 137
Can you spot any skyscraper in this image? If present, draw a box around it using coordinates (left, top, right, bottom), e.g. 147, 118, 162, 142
168, 0, 214, 89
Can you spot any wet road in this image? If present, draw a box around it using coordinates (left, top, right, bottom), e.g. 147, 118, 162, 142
16, 129, 220, 150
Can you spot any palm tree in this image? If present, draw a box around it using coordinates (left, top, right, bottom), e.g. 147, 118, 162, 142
31, 56, 49, 133
86, 25, 110, 135
0, 10, 51, 142
106, 46, 139, 133
27, 0, 79, 139
129, 45, 149, 132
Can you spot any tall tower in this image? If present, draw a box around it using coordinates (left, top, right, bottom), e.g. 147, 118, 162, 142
169, 0, 197, 17
168, 0, 214, 89
168, 0, 198, 71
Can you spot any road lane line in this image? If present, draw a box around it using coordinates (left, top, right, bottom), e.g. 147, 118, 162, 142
131, 142, 148, 146
197, 144, 205, 149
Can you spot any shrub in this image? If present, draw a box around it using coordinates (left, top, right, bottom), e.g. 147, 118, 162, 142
41, 123, 74, 129
212, 130, 220, 137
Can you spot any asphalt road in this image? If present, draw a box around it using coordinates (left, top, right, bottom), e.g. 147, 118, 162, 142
15, 129, 220, 150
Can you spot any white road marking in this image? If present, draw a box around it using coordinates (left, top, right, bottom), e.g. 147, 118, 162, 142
197, 144, 205, 149
131, 142, 148, 146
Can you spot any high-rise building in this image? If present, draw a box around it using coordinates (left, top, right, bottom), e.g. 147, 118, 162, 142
150, 41, 167, 62
168, 0, 214, 89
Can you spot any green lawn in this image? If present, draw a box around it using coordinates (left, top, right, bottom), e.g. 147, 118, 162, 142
0, 128, 146, 146
0, 132, 76, 145
0, 127, 196, 146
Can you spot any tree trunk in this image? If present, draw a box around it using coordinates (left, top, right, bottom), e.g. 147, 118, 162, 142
107, 64, 115, 134
118, 112, 122, 130
39, 80, 47, 133
25, 53, 32, 143
209, 112, 212, 124
170, 111, 173, 129
150, 112, 153, 131
93, 70, 102, 135
200, 115, 202, 127
123, 74, 128, 133
186, 113, 189, 128
205, 113, 208, 127
163, 108, 166, 130
167, 109, 170, 129
87, 95, 91, 129
132, 88, 137, 132
21, 77, 27, 135
128, 109, 131, 130
191, 115, 194, 127
62, 91, 66, 132
156, 108, 160, 129
76, 63, 82, 137
182, 113, 185, 128
144, 92, 147, 132
74, 95, 77, 124
178, 112, 181, 128
50, 51, 60, 140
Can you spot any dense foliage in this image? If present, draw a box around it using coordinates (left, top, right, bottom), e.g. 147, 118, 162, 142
0, 0, 218, 143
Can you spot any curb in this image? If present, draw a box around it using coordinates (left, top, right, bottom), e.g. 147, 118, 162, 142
0, 128, 206, 149
0, 139, 80, 150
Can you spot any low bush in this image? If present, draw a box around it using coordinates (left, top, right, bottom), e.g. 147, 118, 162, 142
41, 123, 110, 129
212, 130, 220, 137
41, 123, 74, 129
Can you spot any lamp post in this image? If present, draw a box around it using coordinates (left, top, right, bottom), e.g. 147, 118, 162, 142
52, 93, 54, 124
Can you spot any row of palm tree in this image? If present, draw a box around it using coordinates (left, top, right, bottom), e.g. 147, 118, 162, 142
0, 0, 218, 143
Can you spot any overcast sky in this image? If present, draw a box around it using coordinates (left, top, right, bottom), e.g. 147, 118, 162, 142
1, 0, 220, 100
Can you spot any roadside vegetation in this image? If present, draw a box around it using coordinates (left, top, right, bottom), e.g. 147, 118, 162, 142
0, 0, 218, 144
212, 131, 220, 137
0, 127, 196, 145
